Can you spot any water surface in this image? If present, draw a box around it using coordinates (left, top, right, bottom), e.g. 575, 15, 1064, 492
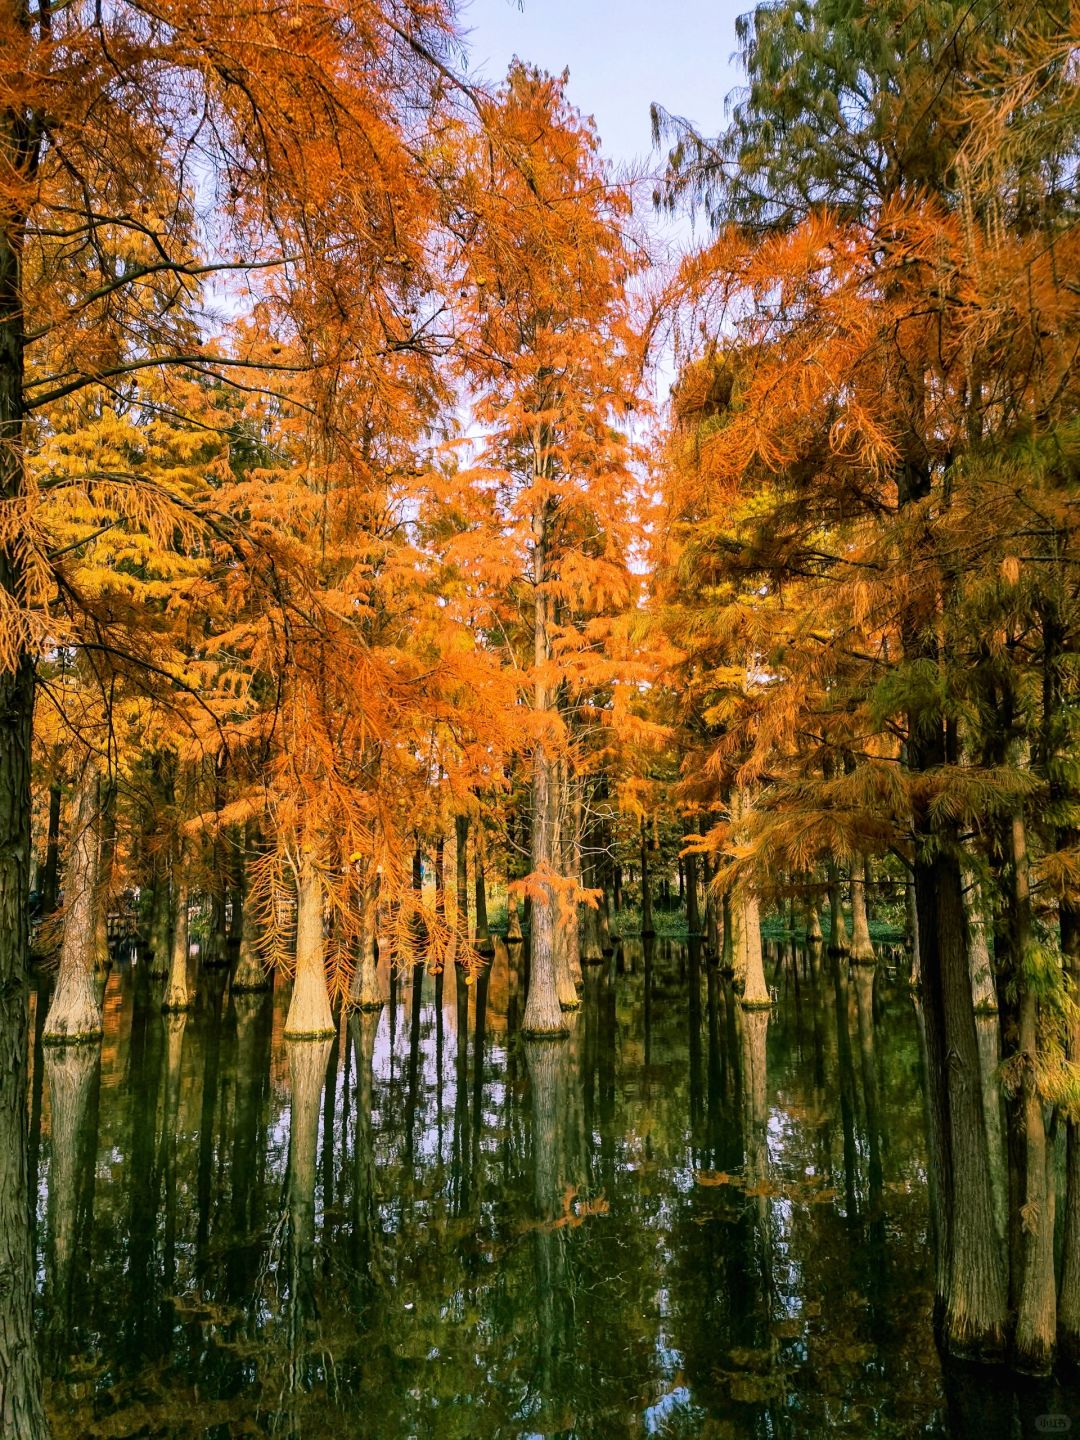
28, 939, 1078, 1437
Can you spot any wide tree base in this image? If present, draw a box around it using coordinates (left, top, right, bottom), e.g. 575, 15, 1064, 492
43, 983, 103, 1046
521, 1022, 571, 1039
42, 1025, 102, 1046
232, 972, 272, 993
350, 996, 385, 1013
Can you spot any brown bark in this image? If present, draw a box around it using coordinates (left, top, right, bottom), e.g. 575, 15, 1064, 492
507, 891, 523, 943
146, 851, 173, 979
473, 825, 494, 955
454, 813, 469, 954
349, 865, 385, 1011
737, 888, 770, 1009
284, 858, 334, 1039
557, 768, 582, 1000
639, 817, 655, 938
827, 863, 849, 956
685, 846, 701, 936
162, 868, 192, 1012
523, 509, 569, 1037
849, 856, 875, 964
1006, 812, 1056, 1373
1058, 897, 1080, 1365
43, 753, 104, 1043
0, 73, 50, 1426
917, 848, 1007, 1359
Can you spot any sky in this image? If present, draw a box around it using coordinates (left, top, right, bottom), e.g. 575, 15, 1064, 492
461, 0, 746, 178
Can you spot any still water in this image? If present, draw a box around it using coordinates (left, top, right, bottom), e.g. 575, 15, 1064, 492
27, 939, 1080, 1438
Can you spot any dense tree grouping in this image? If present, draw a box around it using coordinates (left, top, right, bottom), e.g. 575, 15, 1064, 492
1, 0, 1078, 1433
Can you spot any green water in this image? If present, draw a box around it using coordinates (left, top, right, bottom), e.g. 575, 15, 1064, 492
27, 940, 1078, 1438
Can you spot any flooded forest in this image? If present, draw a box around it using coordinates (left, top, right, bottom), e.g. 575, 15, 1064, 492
1, 1, 1079, 1438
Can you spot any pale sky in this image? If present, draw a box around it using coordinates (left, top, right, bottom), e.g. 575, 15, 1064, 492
461, 0, 746, 176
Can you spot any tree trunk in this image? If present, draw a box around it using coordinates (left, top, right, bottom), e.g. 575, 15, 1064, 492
92, 779, 116, 978
580, 853, 604, 964
232, 873, 269, 993
507, 892, 523, 942
558, 769, 582, 1000
1006, 811, 1056, 1373
284, 859, 334, 1039
907, 874, 921, 990
917, 847, 1007, 1360
827, 863, 849, 956
639, 817, 655, 938
849, 856, 875, 964
0, 102, 49, 1430
685, 847, 701, 936
43, 754, 104, 1043
162, 870, 193, 1012
806, 896, 823, 943
349, 866, 385, 1011
1058, 896, 1080, 1365
737, 888, 770, 1009
720, 888, 734, 974
435, 834, 446, 921
473, 825, 494, 955
41, 776, 61, 915
454, 813, 469, 952
523, 510, 569, 1038
964, 869, 997, 1014
146, 850, 172, 979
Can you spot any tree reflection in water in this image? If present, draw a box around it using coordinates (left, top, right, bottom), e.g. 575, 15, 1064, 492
24, 941, 1080, 1438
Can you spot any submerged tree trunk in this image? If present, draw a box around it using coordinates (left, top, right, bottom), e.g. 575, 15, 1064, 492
523, 507, 569, 1038
284, 859, 334, 1040
473, 824, 494, 956
737, 888, 771, 1009
806, 895, 823, 943
91, 779, 115, 980
232, 872, 270, 993
907, 875, 921, 989
524, 742, 569, 1037
558, 770, 582, 1001
507, 891, 523, 942
917, 846, 1007, 1360
454, 813, 469, 953
849, 857, 875, 964
827, 863, 849, 956
44, 754, 104, 1044
639, 817, 655, 938
146, 851, 172, 979
720, 888, 734, 974
685, 846, 701, 937
349, 865, 385, 1011
162, 868, 192, 1012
